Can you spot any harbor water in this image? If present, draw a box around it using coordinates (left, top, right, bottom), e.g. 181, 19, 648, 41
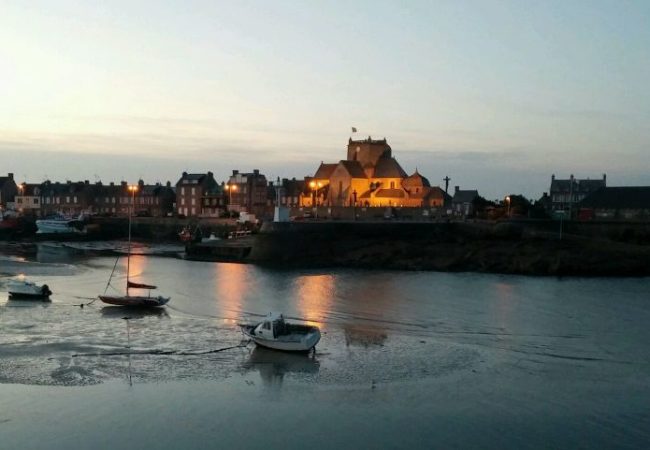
1, 244, 649, 449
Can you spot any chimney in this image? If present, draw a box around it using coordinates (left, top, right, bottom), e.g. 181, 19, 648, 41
570, 174, 574, 180
166, 181, 171, 187
551, 174, 555, 181
603, 173, 606, 184
254, 169, 259, 176
232, 170, 239, 176
138, 179, 144, 186
84, 180, 89, 185
182, 171, 188, 177
207, 171, 213, 178
455, 186, 459, 194
110, 182, 114, 186
8, 173, 13, 180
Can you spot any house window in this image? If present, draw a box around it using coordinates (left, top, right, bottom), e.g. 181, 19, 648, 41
191, 198, 195, 206
390, 181, 395, 189
73, 196, 77, 203
181, 198, 185, 205
34, 198, 39, 204
191, 187, 195, 195
17, 198, 22, 204
191, 207, 195, 215
66, 196, 70, 203
181, 187, 185, 195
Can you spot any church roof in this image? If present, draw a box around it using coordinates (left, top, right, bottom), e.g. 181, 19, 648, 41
374, 188, 406, 198
314, 163, 338, 179
374, 156, 407, 178
403, 170, 431, 188
337, 160, 367, 178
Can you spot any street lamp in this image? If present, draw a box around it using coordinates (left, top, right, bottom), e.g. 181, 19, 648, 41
505, 196, 511, 218
225, 184, 238, 216
309, 180, 323, 219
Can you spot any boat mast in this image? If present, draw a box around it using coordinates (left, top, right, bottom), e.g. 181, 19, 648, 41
126, 184, 138, 296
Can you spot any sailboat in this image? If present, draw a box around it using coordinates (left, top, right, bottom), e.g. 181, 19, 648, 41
98, 185, 170, 308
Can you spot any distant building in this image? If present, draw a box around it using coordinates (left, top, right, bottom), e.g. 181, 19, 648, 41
0, 173, 18, 210
549, 174, 606, 217
176, 172, 218, 217
304, 137, 448, 208
227, 169, 268, 217
578, 186, 650, 221
14, 183, 41, 216
201, 183, 227, 217
451, 186, 479, 217
135, 180, 176, 217
39, 180, 94, 216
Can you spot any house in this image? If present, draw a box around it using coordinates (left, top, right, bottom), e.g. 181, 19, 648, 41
39, 180, 94, 216
578, 186, 650, 221
201, 183, 227, 217
135, 180, 176, 217
0, 173, 18, 210
176, 172, 218, 217
14, 183, 41, 216
549, 174, 606, 217
227, 169, 268, 217
451, 186, 479, 217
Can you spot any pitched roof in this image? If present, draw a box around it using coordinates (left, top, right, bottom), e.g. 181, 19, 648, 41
337, 160, 367, 179
551, 178, 605, 194
580, 187, 650, 209
374, 156, 407, 178
314, 163, 338, 179
374, 188, 406, 198
403, 170, 431, 188
452, 189, 479, 203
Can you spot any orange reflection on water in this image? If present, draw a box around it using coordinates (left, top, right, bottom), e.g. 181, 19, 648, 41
126, 254, 147, 281
214, 263, 246, 321
295, 274, 335, 326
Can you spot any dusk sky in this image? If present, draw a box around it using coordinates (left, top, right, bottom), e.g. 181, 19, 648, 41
2, 0, 649, 199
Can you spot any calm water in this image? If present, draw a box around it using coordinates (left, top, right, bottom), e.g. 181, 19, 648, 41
1, 244, 649, 449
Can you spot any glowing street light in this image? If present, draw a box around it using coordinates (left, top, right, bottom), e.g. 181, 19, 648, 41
505, 196, 511, 218
225, 184, 238, 215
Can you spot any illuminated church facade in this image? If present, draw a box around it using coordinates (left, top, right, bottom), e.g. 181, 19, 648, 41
303, 137, 450, 208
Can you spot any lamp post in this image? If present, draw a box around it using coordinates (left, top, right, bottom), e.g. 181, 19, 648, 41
309, 180, 323, 219
505, 196, 511, 218
225, 184, 237, 217
352, 189, 357, 221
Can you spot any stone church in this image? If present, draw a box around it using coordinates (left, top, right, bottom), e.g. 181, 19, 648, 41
304, 137, 449, 208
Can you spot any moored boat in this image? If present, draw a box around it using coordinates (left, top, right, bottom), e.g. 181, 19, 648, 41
98, 184, 170, 308
7, 280, 52, 300
240, 313, 321, 352
36, 214, 87, 234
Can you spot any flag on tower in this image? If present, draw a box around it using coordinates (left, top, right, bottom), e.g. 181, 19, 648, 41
351, 127, 357, 133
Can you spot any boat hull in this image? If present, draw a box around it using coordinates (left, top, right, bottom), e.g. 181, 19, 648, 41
241, 325, 321, 352
36, 219, 85, 234
7, 281, 52, 300
98, 295, 170, 307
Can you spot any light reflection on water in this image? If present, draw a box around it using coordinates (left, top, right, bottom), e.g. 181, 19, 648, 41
1, 250, 650, 448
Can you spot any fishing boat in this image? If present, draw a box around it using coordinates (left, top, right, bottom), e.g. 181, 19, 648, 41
36, 213, 87, 234
98, 185, 170, 308
7, 279, 52, 300
239, 313, 321, 352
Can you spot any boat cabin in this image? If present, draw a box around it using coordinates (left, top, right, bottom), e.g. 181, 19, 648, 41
254, 313, 290, 339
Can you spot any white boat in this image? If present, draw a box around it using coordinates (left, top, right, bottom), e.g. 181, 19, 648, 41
240, 313, 321, 352
98, 185, 170, 308
7, 280, 52, 299
36, 214, 86, 234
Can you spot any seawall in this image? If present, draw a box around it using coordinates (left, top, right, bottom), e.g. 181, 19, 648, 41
248, 221, 650, 276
